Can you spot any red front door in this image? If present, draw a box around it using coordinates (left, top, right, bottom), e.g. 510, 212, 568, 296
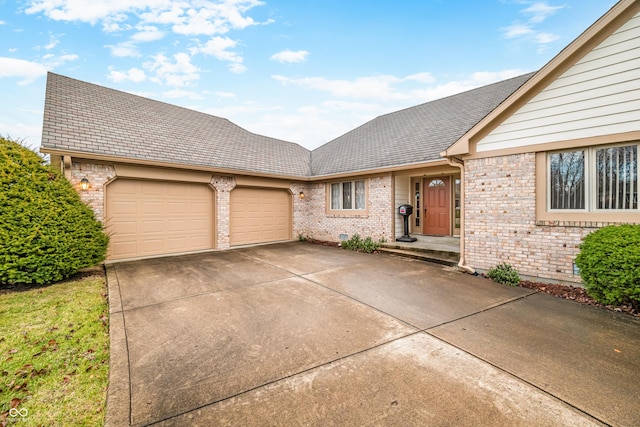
423, 177, 450, 235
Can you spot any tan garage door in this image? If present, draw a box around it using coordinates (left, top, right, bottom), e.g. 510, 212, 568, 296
106, 179, 214, 260
230, 188, 291, 246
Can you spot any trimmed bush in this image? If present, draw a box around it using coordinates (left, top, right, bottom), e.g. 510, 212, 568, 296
575, 224, 640, 306
341, 234, 380, 253
0, 137, 108, 285
487, 263, 521, 286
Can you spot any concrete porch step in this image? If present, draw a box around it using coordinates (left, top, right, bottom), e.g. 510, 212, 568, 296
377, 246, 459, 267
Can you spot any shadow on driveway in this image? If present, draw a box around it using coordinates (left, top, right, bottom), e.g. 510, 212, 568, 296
105, 242, 640, 426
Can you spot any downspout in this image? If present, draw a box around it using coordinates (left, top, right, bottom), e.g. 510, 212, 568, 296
445, 156, 476, 274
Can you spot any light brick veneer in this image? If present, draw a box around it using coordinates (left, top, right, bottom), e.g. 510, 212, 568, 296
301, 175, 393, 243
70, 161, 391, 252
211, 176, 236, 250
464, 153, 593, 284
70, 162, 116, 222
291, 182, 312, 239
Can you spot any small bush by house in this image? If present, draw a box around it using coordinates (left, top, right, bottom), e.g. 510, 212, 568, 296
0, 137, 108, 285
487, 263, 521, 286
341, 234, 380, 253
575, 224, 640, 306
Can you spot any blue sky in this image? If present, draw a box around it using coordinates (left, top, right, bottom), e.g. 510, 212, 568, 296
0, 0, 619, 150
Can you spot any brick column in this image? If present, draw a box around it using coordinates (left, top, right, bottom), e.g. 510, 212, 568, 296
211, 176, 236, 249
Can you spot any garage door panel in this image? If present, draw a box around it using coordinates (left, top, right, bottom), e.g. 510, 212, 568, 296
140, 219, 164, 234
190, 219, 209, 231
114, 220, 137, 234
191, 201, 210, 214
112, 241, 137, 258
230, 187, 291, 246
106, 179, 214, 260
138, 239, 165, 255
167, 201, 188, 214
111, 200, 137, 215
166, 219, 188, 232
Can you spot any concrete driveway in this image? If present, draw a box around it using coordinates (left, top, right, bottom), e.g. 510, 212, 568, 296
105, 242, 640, 427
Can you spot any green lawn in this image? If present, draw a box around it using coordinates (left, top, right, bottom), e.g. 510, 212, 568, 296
0, 270, 109, 426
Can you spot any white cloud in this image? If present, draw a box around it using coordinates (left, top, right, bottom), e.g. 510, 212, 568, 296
501, 1, 565, 51
162, 89, 204, 99
229, 62, 247, 73
215, 91, 236, 98
144, 52, 200, 87
272, 73, 449, 101
501, 23, 534, 39
103, 22, 124, 32
0, 20, 6, 25
272, 69, 529, 115
195, 36, 240, 61
43, 34, 60, 50
192, 36, 246, 72
25, 0, 271, 35
25, 1, 270, 80
151, 0, 268, 35
25, 0, 139, 24
0, 57, 47, 85
41, 53, 79, 69
270, 50, 309, 63
405, 72, 435, 84
131, 26, 165, 42
105, 24, 165, 57
107, 67, 147, 83
0, 120, 43, 147
105, 42, 140, 57
535, 32, 560, 44
272, 75, 393, 100
522, 2, 565, 23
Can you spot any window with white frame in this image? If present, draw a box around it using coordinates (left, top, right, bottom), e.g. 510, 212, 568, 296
549, 143, 638, 211
330, 180, 366, 210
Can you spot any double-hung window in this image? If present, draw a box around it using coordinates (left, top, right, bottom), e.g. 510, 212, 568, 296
330, 180, 366, 210
548, 143, 638, 212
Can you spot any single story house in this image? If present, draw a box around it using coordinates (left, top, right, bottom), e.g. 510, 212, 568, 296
41, 0, 639, 284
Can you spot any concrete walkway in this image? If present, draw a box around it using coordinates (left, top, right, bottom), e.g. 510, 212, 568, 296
105, 242, 640, 426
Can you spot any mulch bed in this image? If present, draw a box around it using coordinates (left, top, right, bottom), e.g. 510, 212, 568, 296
519, 280, 639, 318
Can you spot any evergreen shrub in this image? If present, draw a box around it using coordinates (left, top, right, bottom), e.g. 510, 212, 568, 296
575, 224, 640, 306
487, 263, 521, 286
0, 137, 108, 285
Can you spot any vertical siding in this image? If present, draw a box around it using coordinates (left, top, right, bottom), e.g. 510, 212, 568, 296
477, 12, 640, 152
394, 176, 410, 237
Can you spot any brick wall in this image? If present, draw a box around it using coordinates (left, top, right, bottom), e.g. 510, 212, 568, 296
70, 162, 116, 222
302, 175, 393, 243
291, 182, 312, 239
70, 161, 393, 251
464, 153, 592, 284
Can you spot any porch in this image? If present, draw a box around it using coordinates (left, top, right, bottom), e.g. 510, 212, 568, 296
379, 235, 460, 266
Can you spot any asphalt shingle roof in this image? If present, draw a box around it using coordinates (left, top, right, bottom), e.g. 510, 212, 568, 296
310, 72, 534, 176
41, 72, 534, 178
42, 73, 312, 177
